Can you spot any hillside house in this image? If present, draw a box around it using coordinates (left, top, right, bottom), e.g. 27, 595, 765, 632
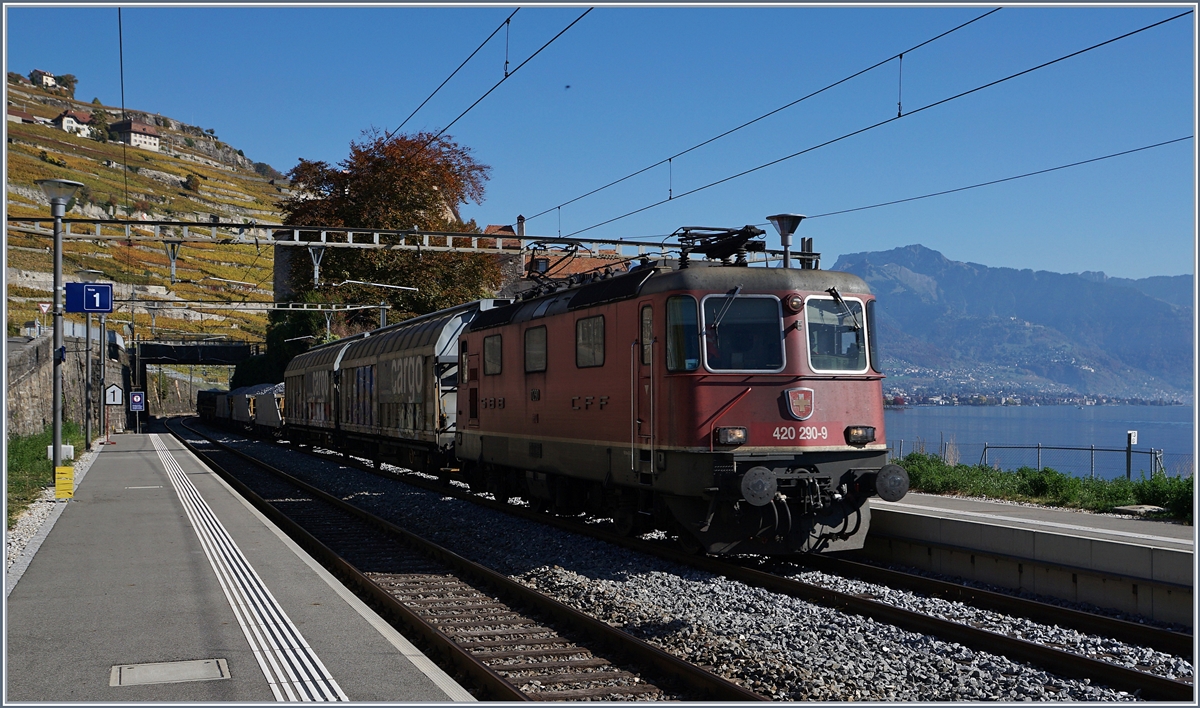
111, 118, 160, 151
29, 69, 56, 87
52, 110, 93, 137
7, 108, 35, 124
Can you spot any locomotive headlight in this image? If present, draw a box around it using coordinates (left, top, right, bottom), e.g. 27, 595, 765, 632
844, 425, 876, 445
715, 426, 748, 445
784, 293, 804, 313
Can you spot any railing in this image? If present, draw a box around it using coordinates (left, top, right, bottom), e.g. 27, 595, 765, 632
888, 439, 1192, 480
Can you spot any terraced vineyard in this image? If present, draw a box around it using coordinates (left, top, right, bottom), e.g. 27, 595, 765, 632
6, 82, 283, 342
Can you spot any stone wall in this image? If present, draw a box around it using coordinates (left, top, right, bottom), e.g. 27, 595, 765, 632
6, 333, 130, 439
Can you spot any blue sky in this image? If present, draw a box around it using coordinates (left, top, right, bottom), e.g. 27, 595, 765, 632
5, 3, 1196, 279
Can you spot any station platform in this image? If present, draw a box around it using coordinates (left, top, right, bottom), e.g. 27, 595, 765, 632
5, 433, 473, 702
867, 493, 1195, 625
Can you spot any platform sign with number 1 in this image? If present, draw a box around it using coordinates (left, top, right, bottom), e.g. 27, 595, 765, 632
65, 283, 113, 313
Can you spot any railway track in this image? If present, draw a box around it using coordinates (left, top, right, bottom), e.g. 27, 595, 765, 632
198, 422, 1193, 701
166, 418, 763, 702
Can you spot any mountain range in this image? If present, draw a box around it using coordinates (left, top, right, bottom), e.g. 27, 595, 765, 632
832, 246, 1194, 402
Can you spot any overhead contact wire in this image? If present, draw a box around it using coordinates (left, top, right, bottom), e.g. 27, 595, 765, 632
806, 137, 1194, 219
384, 8, 520, 141
526, 7, 1002, 222
565, 9, 1192, 237
408, 8, 593, 157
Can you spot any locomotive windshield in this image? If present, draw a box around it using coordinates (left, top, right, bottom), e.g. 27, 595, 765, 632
701, 295, 784, 371
806, 296, 868, 372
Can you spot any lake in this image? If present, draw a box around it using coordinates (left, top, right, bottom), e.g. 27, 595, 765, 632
883, 405, 1195, 480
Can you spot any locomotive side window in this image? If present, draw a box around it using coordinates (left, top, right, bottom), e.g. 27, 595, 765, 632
666, 296, 700, 371
576, 315, 605, 368
806, 296, 868, 372
867, 299, 881, 374
525, 326, 547, 373
640, 306, 653, 365
483, 334, 502, 375
701, 295, 784, 372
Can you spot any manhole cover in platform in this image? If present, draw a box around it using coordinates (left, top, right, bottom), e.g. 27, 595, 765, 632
110, 658, 230, 686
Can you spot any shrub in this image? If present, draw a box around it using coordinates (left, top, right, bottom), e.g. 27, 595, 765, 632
898, 452, 1193, 524
1134, 471, 1194, 524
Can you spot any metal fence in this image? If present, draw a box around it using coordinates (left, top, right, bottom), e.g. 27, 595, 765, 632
887, 438, 1193, 480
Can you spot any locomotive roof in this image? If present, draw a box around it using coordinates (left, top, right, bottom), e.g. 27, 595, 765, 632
468, 262, 872, 332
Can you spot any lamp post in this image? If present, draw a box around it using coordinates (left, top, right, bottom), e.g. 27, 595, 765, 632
38, 179, 84, 469
766, 213, 806, 269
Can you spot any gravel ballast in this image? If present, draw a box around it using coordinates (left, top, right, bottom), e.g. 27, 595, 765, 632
197, 427, 1191, 701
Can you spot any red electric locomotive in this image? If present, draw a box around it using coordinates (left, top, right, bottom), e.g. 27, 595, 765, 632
456, 226, 908, 555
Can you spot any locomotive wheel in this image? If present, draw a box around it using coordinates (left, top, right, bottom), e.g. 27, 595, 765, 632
613, 506, 646, 537
677, 531, 705, 555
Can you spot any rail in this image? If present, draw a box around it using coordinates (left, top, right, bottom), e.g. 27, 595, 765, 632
226, 429, 1194, 701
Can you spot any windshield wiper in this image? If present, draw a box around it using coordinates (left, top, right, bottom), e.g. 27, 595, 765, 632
825, 286, 861, 330
709, 284, 743, 344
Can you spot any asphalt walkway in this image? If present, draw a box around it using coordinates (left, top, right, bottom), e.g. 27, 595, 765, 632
4, 433, 472, 702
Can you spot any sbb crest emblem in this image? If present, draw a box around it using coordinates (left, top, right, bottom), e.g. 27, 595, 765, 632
785, 388, 815, 421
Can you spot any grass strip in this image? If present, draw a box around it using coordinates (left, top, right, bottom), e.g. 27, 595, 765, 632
900, 452, 1194, 525
6, 421, 85, 529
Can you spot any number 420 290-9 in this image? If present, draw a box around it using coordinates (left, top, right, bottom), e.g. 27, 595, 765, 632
772, 426, 827, 440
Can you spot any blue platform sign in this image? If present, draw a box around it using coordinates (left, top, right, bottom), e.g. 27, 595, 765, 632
65, 283, 113, 313
129, 391, 145, 412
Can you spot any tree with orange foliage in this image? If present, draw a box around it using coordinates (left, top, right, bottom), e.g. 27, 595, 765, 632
278, 129, 501, 327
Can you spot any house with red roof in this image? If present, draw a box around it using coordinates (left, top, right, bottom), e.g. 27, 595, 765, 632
52, 110, 94, 137
111, 118, 160, 151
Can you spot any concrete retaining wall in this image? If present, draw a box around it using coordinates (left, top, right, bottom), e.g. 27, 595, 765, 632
863, 507, 1193, 626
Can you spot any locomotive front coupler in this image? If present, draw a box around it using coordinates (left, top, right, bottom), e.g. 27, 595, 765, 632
716, 452, 893, 508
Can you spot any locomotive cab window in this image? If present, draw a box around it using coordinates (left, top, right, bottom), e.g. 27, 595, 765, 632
701, 295, 784, 372
525, 326, 547, 373
806, 295, 869, 373
483, 334, 502, 375
576, 315, 605, 368
666, 296, 699, 371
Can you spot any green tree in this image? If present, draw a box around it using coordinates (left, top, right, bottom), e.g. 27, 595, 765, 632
90, 108, 109, 142
183, 173, 202, 191
56, 73, 78, 98
253, 161, 283, 179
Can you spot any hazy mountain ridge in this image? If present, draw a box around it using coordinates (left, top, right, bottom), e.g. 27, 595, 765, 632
832, 245, 1194, 400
